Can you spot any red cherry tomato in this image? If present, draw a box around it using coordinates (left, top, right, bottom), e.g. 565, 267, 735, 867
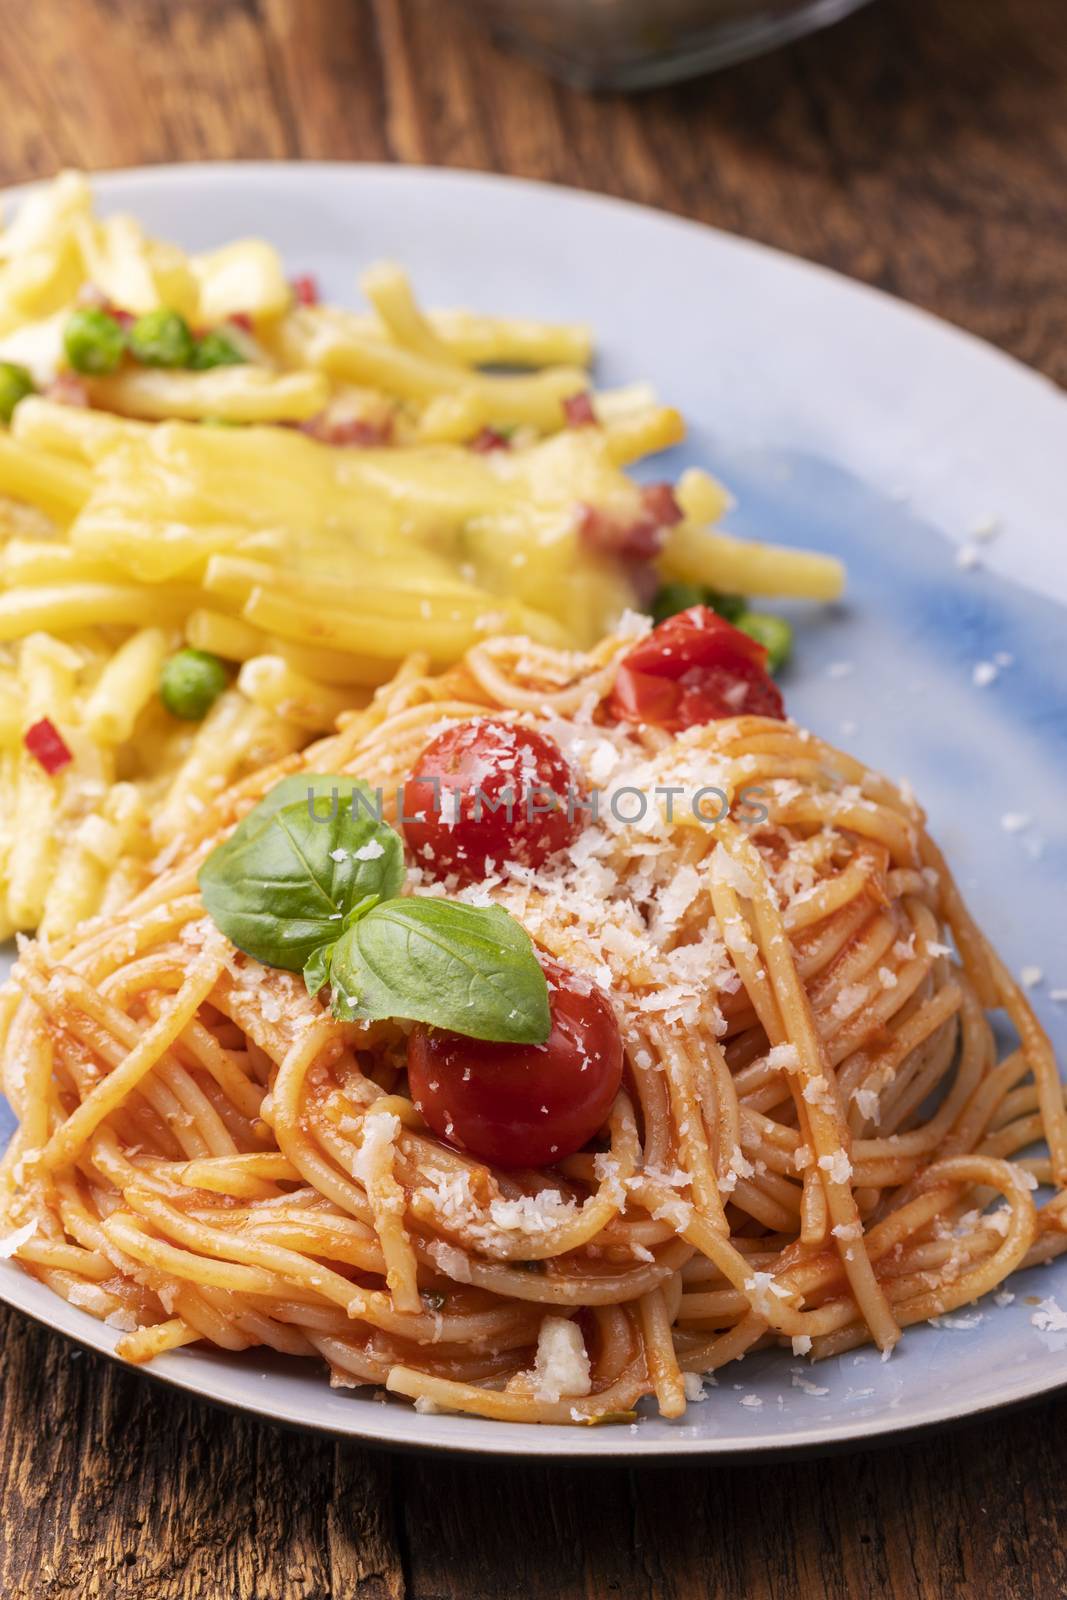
407, 961, 623, 1168
402, 719, 582, 883
609, 605, 785, 731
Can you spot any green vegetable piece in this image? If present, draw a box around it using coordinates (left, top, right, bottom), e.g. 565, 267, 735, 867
198, 778, 404, 975
190, 330, 246, 370
328, 898, 551, 1044
128, 307, 195, 368
648, 583, 748, 627
735, 611, 793, 674
302, 939, 339, 998
703, 590, 747, 624
63, 307, 126, 375
159, 648, 228, 721
649, 581, 705, 625
0, 361, 35, 423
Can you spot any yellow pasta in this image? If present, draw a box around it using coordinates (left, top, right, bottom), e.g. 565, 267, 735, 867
0, 430, 90, 520
149, 689, 303, 846
85, 365, 329, 423
236, 655, 368, 731
83, 626, 170, 744
0, 172, 845, 939
660, 522, 845, 602
7, 635, 80, 928
184, 608, 268, 663
0, 582, 199, 640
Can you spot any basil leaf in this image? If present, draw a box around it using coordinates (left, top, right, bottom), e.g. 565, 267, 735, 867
329, 898, 551, 1044
302, 940, 337, 997
303, 892, 384, 996
198, 776, 404, 972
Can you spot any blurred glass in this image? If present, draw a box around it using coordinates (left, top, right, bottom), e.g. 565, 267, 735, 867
468, 0, 875, 90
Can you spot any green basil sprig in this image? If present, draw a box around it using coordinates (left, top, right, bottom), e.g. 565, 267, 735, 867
197, 774, 550, 1044
330, 898, 551, 1041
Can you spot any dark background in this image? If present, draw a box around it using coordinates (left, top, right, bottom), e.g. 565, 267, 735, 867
1, 2, 1066, 1595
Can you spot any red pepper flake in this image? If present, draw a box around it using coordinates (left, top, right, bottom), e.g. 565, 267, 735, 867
291, 275, 320, 307
469, 426, 510, 454
563, 391, 597, 428
24, 718, 73, 775
227, 311, 254, 333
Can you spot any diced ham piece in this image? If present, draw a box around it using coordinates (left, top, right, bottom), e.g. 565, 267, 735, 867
578, 483, 683, 562
563, 392, 597, 427
639, 482, 684, 528
300, 412, 393, 447
470, 426, 510, 454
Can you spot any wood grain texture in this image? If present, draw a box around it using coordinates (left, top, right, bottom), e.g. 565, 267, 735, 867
4, 1303, 1067, 1600
0, 0, 1063, 379
0, 1, 1065, 1595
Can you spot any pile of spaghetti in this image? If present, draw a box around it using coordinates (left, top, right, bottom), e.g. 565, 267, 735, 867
1, 623, 1064, 1424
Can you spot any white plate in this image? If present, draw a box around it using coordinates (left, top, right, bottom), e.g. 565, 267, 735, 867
2, 163, 1066, 1458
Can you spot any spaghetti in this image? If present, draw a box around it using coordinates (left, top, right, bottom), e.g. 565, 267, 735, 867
1, 622, 1063, 1423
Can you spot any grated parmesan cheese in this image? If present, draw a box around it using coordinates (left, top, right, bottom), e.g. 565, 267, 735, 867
791, 1372, 829, 1397
1031, 1298, 1067, 1334
532, 1316, 592, 1403
352, 1111, 400, 1187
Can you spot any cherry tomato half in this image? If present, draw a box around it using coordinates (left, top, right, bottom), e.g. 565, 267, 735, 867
608, 605, 786, 732
407, 961, 624, 1168
402, 718, 582, 884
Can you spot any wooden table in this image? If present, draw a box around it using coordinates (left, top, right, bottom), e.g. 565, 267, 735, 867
1, 1, 1065, 1594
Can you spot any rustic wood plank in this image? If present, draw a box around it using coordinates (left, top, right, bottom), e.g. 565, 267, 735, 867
396, 1396, 1067, 1600
0, 1306, 406, 1599
0, 1, 1066, 1595
5, 1289, 1066, 1600
0, 0, 1062, 381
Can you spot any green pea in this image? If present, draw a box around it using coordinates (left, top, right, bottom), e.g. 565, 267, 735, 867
0, 361, 35, 423
128, 308, 195, 368
190, 330, 246, 370
63, 307, 126, 375
159, 649, 228, 721
736, 611, 793, 675
649, 581, 706, 625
